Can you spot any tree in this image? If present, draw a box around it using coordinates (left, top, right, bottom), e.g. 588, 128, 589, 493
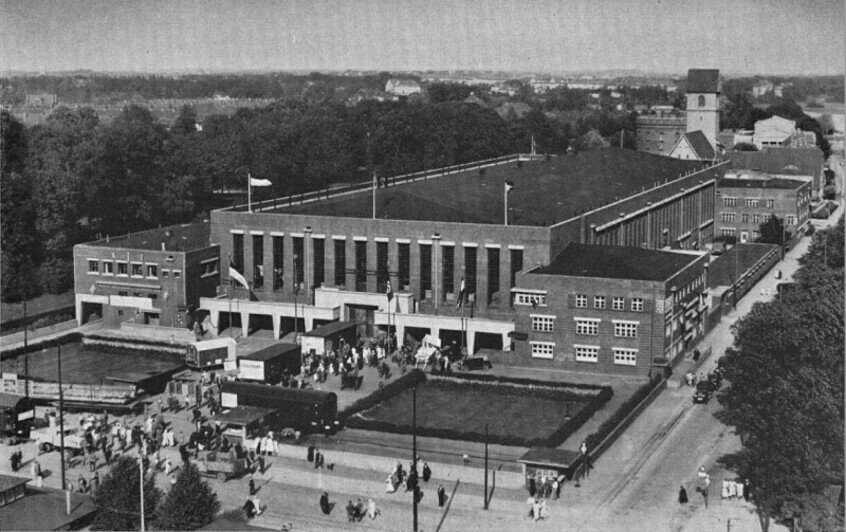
92, 456, 162, 531
717, 221, 844, 531
573, 128, 608, 151
172, 104, 198, 136
757, 215, 787, 247
155, 463, 220, 530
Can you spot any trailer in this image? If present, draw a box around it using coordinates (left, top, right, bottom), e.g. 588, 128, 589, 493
186, 337, 237, 369
300, 321, 357, 357
0, 393, 36, 444
237, 343, 300, 385
219, 381, 339, 433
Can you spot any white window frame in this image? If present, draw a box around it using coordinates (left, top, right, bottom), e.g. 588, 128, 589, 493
87, 259, 99, 274
613, 348, 638, 366
531, 315, 555, 333
613, 320, 639, 338
786, 215, 796, 225
131, 262, 144, 278
594, 295, 606, 309
102, 261, 114, 276
766, 199, 775, 208
530, 341, 555, 359
574, 318, 600, 336
172, 270, 182, 278
200, 259, 219, 278
575, 294, 587, 308
574, 344, 599, 363
514, 292, 547, 307
723, 197, 737, 207
631, 297, 644, 312
145, 264, 158, 279
745, 199, 759, 208
612, 297, 625, 311
116, 261, 129, 276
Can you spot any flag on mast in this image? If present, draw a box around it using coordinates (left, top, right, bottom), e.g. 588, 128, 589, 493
456, 276, 466, 309
531, 135, 536, 155
386, 279, 394, 302
229, 260, 249, 289
249, 176, 272, 187
505, 181, 514, 193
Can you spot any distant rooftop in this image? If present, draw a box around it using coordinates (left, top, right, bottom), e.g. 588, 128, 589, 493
686, 69, 720, 94
725, 147, 824, 181
88, 222, 212, 252
532, 243, 703, 282
718, 178, 808, 190
268, 149, 706, 226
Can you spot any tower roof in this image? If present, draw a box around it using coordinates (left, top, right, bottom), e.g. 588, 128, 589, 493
686, 69, 720, 94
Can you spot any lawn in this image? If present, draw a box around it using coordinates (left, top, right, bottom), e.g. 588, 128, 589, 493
356, 377, 595, 443
0, 342, 183, 384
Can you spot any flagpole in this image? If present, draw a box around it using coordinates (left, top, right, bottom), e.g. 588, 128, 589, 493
247, 173, 251, 213
504, 183, 508, 226
372, 171, 377, 220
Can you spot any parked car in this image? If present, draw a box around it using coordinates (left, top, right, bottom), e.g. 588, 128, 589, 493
693, 381, 713, 404
195, 450, 246, 482
31, 426, 86, 455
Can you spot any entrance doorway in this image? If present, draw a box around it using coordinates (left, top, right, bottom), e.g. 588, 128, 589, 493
81, 302, 103, 324
346, 304, 377, 338
143, 312, 160, 326
474, 332, 503, 352
740, 231, 749, 243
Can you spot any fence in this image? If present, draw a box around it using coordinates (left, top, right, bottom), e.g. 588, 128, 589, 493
224, 153, 547, 213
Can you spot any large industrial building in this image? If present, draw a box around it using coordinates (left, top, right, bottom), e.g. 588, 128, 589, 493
74, 147, 727, 376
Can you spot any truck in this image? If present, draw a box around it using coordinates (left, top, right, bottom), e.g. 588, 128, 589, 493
32, 425, 86, 455
220, 381, 339, 434
195, 449, 246, 482
238, 343, 300, 385
187, 337, 237, 369
300, 321, 357, 357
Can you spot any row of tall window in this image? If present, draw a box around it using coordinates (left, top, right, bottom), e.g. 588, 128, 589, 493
574, 318, 639, 338
529, 342, 638, 366
87, 260, 187, 279
722, 213, 774, 224
722, 197, 775, 208
575, 294, 644, 312
232, 233, 522, 300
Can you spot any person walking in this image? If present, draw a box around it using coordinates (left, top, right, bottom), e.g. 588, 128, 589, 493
367, 498, 379, 519
678, 485, 688, 504
422, 461, 431, 482
248, 476, 256, 496
91, 470, 100, 493
437, 484, 447, 507
552, 478, 560, 500
319, 492, 331, 515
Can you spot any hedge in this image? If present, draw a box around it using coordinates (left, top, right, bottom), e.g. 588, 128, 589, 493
584, 377, 660, 451
343, 372, 613, 448
0, 332, 83, 361
0, 306, 75, 334
0, 332, 185, 362
340, 368, 427, 418
440, 371, 613, 393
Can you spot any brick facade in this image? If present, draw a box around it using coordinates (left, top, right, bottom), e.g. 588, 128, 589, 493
715, 179, 811, 243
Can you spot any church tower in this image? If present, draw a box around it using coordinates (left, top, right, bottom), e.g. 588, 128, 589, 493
685, 69, 720, 150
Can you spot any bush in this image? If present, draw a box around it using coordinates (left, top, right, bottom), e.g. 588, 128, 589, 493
37, 257, 74, 295
584, 378, 661, 451
155, 462, 220, 530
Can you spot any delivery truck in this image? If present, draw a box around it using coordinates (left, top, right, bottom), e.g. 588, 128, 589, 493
237, 343, 300, 385
186, 337, 237, 369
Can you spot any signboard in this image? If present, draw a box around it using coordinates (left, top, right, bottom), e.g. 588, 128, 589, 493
18, 409, 35, 421
221, 392, 238, 408
223, 360, 237, 372
238, 360, 264, 382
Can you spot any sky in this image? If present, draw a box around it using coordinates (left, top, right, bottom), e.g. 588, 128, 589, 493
1, 0, 843, 76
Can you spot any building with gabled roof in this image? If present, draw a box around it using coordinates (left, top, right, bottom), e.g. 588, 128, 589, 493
385, 78, 421, 96
669, 130, 717, 161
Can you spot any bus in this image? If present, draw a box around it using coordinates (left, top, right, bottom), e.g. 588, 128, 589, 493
219, 381, 339, 434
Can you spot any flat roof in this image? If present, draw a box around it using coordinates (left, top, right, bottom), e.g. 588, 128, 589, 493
532, 243, 702, 282
266, 149, 705, 226
0, 485, 97, 531
518, 447, 583, 468
302, 321, 355, 338
86, 222, 212, 252
241, 343, 299, 361
214, 405, 276, 425
0, 474, 29, 492
718, 178, 808, 190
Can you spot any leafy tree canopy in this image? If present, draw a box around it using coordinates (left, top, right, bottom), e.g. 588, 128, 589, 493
155, 462, 221, 530
92, 456, 162, 531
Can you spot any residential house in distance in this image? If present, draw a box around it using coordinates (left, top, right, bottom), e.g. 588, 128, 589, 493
512, 244, 710, 377
24, 93, 58, 108
715, 177, 811, 243
385, 78, 422, 96
669, 130, 717, 162
752, 115, 812, 149
752, 80, 774, 98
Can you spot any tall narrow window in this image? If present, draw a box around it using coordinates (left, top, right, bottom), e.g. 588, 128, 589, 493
313, 238, 325, 287
355, 240, 367, 292
232, 233, 244, 273
487, 247, 499, 303
420, 244, 432, 298
293, 237, 304, 291
398, 243, 410, 289
273, 236, 284, 291
442, 245, 454, 295
465, 247, 477, 295
252, 235, 264, 288
510, 249, 523, 288
334, 239, 346, 287
376, 241, 389, 292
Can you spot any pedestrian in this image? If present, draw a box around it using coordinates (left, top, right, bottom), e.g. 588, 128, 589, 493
91, 471, 100, 493
462, 454, 469, 466
678, 485, 688, 504
528, 476, 537, 497
314, 450, 321, 469
307, 445, 315, 462
257, 453, 265, 474
437, 484, 447, 507
367, 498, 379, 519
526, 495, 535, 518
552, 478, 560, 499
532, 498, 542, 521
320, 491, 331, 515
744, 478, 751, 502
249, 476, 256, 496
422, 461, 431, 482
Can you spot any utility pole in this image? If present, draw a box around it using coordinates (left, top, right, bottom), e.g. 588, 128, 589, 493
140, 441, 146, 532
484, 423, 489, 510
23, 299, 28, 398
57, 342, 66, 491
412, 385, 419, 532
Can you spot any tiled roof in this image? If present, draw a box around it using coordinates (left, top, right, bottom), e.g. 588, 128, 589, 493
686, 69, 720, 93
87, 222, 212, 252
532, 244, 703, 282
683, 130, 716, 160
725, 147, 824, 181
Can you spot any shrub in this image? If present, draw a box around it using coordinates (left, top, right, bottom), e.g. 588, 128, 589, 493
155, 463, 220, 530
341, 368, 427, 418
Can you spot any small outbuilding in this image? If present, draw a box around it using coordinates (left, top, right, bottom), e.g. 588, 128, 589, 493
299, 321, 357, 357
517, 447, 583, 487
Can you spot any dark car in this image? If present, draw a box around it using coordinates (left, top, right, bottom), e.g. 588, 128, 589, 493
693, 381, 713, 404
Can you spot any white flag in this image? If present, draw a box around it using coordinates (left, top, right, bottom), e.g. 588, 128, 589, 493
249, 177, 272, 187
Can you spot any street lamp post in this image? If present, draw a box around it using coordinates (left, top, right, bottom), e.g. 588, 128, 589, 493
412, 385, 419, 532
56, 342, 67, 492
